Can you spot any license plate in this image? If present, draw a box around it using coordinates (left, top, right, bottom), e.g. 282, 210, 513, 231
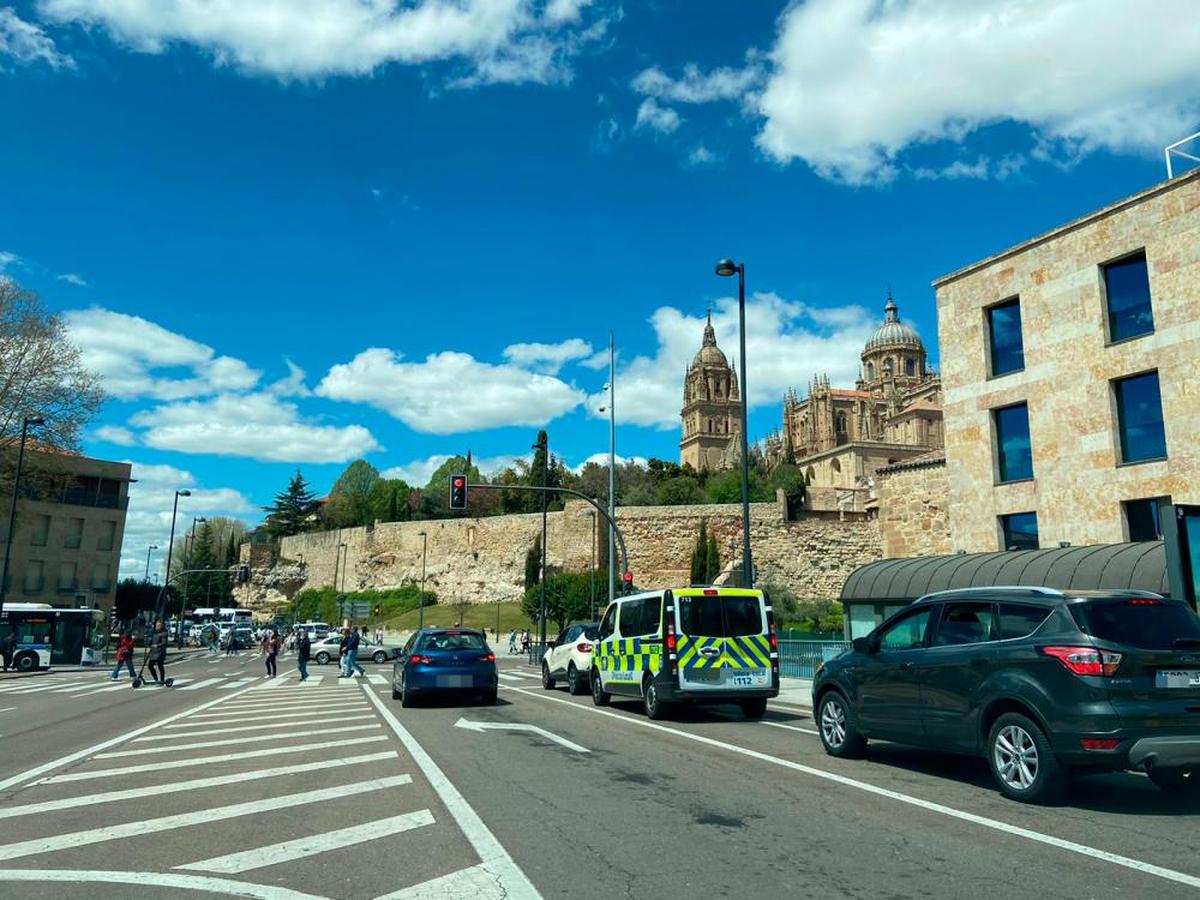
730, 670, 768, 687
686, 668, 721, 683
436, 675, 473, 688
1155, 670, 1200, 689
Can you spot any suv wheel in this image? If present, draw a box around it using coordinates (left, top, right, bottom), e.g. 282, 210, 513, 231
817, 691, 866, 758
1148, 767, 1200, 793
591, 668, 610, 706
987, 713, 1062, 803
567, 663, 584, 695
541, 661, 556, 690
643, 678, 666, 720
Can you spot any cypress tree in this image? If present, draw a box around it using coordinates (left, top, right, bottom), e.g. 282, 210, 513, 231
524, 533, 542, 590
690, 520, 708, 585
705, 530, 721, 584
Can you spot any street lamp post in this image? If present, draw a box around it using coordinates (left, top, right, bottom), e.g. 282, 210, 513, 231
0, 415, 44, 619
533, 433, 549, 649
597, 331, 617, 605
417, 531, 428, 631
715, 259, 754, 588
162, 489, 190, 636
144, 545, 159, 582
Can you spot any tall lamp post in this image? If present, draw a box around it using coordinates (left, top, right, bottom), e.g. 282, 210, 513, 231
144, 545, 159, 582
0, 415, 45, 619
533, 432, 549, 649
597, 331, 616, 605
162, 489, 190, 633
416, 531, 428, 631
715, 259, 754, 588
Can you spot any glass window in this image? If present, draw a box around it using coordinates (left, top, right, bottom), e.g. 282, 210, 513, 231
30, 514, 50, 547
932, 603, 994, 646
722, 597, 764, 637
58, 561, 77, 591
1000, 512, 1039, 550
97, 520, 116, 552
994, 403, 1033, 482
849, 604, 878, 639
905, 358, 916, 376
1114, 371, 1167, 464
1069, 598, 1200, 650
1103, 252, 1154, 342
677, 594, 760, 637
987, 298, 1025, 376
421, 632, 486, 651
997, 604, 1051, 640
92, 563, 111, 590
1124, 496, 1169, 541
598, 605, 617, 639
65, 518, 84, 550
621, 597, 660, 637
877, 609, 931, 651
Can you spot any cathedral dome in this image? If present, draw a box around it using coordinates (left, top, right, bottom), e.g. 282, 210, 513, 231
864, 297, 923, 352
691, 314, 730, 368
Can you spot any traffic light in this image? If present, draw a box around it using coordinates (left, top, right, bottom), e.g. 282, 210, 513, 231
235, 565, 250, 585
623, 571, 634, 594
374, 604, 381, 617
449, 474, 467, 509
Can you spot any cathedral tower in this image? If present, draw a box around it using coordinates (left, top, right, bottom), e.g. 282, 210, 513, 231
680, 312, 742, 471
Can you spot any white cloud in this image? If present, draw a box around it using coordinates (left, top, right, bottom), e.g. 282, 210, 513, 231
503, 337, 592, 374
94, 424, 136, 446
579, 349, 612, 371
0, 251, 19, 272
756, 0, 1200, 185
684, 145, 717, 168
0, 8, 72, 68
128, 392, 381, 464
268, 358, 311, 398
635, 97, 681, 134
56, 272, 88, 286
569, 452, 647, 474
587, 293, 879, 429
316, 347, 586, 435
118, 462, 253, 580
65, 307, 261, 401
632, 63, 761, 104
39, 0, 601, 85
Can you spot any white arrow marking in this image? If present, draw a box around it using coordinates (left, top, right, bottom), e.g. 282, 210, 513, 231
454, 717, 589, 753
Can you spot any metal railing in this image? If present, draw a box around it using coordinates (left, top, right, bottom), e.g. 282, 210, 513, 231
777, 639, 849, 680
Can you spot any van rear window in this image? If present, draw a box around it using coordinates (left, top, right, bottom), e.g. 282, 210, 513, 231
678, 595, 763, 637
1069, 599, 1200, 650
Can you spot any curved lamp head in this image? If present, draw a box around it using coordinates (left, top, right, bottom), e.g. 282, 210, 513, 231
177, 489, 192, 497
714, 259, 739, 278
24, 416, 46, 427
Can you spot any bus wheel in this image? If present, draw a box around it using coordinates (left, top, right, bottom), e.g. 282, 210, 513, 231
14, 653, 37, 673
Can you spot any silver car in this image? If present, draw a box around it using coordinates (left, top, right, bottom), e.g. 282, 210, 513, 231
309, 635, 397, 665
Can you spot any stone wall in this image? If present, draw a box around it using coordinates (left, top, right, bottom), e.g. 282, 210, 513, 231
876, 455, 953, 558
234, 498, 883, 613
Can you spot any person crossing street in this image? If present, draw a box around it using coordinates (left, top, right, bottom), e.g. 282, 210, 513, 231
147, 620, 169, 685
110, 632, 136, 680
296, 629, 310, 681
340, 626, 364, 678
264, 630, 279, 678
1, 630, 15, 672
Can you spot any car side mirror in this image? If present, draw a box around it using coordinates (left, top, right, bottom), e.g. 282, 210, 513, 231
852, 637, 875, 655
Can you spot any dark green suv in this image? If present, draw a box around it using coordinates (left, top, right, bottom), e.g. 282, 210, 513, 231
812, 587, 1200, 803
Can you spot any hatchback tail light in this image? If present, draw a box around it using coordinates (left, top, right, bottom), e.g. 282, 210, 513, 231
1042, 646, 1123, 677
410, 654, 433, 665
577, 642, 592, 653
479, 653, 496, 663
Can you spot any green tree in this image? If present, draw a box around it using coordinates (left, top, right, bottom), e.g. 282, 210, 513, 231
419, 455, 483, 519
524, 533, 542, 590
326, 459, 382, 528
690, 520, 708, 585
705, 466, 774, 504
656, 475, 706, 506
705, 529, 721, 583
520, 571, 593, 634
769, 463, 808, 518
263, 470, 321, 537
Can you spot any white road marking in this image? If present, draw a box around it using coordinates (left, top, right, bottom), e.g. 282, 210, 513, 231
0, 707, 14, 713
298, 675, 323, 685
218, 678, 257, 689
760, 720, 820, 736
505, 671, 540, 680
0, 680, 91, 694
96, 723, 383, 758
176, 677, 227, 691
375, 863, 506, 900
178, 809, 434, 873
514, 687, 1200, 892
181, 703, 366, 723
770, 702, 814, 714
0, 773, 414, 862
0, 679, 261, 793
0, 752, 398, 820
138, 715, 378, 741
453, 717, 589, 753
202, 696, 346, 713
496, 673, 524, 682
362, 684, 541, 899
0, 869, 326, 899
367, 674, 388, 685
39, 735, 390, 783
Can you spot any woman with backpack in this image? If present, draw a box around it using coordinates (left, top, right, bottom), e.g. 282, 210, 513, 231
110, 632, 135, 681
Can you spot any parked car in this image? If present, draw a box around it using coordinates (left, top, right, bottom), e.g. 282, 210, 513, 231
812, 587, 1200, 803
541, 622, 599, 695
310, 634, 397, 665
392, 628, 497, 707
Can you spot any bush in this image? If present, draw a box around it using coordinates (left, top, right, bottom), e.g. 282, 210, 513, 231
520, 571, 600, 634
290, 583, 436, 625
761, 579, 843, 634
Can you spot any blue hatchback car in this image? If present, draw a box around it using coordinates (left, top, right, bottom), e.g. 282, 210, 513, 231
392, 628, 498, 707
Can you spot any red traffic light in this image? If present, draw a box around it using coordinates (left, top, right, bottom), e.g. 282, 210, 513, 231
623, 571, 633, 583
449, 474, 468, 509
453, 477, 465, 487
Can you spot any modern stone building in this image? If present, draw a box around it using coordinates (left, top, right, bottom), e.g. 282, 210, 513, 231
0, 448, 132, 614
934, 168, 1200, 552
679, 312, 742, 471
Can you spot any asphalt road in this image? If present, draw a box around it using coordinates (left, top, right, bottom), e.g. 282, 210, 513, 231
1, 652, 1198, 899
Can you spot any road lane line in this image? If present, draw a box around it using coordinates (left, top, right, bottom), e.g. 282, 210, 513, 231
175, 677, 227, 691
0, 752, 398, 820
512, 687, 1200, 892
760, 720, 820, 736
178, 809, 434, 873
0, 678, 263, 793
137, 715, 378, 741
96, 724, 383, 758
0, 707, 13, 713
0, 869, 325, 899
202, 696, 354, 713
38, 735, 390, 783
0, 774, 413, 862
218, 678, 257, 689
496, 673, 524, 682
375, 863, 506, 900
361, 684, 541, 899
367, 674, 388, 685
181, 703, 366, 723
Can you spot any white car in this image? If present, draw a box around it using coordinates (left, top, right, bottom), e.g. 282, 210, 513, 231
541, 622, 600, 695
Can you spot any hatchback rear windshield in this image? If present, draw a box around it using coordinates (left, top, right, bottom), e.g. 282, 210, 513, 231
419, 632, 487, 651
678, 595, 763, 637
1069, 600, 1200, 650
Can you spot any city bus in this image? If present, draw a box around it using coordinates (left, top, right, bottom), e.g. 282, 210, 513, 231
0, 603, 107, 671
186, 607, 252, 629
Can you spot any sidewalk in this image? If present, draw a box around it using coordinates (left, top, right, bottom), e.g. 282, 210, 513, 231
776, 677, 813, 708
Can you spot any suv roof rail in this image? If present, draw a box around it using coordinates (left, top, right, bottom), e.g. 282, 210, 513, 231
916, 586, 1066, 602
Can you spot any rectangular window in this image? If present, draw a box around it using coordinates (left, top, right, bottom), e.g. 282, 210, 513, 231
1069, 598, 1200, 650
987, 298, 1025, 376
29, 514, 50, 547
994, 403, 1033, 482
92, 563, 112, 592
24, 559, 44, 593
848, 604, 878, 639
1124, 496, 1170, 541
58, 561, 77, 592
65, 517, 84, 550
932, 603, 995, 646
1114, 371, 1167, 464
1000, 512, 1039, 550
1103, 252, 1154, 342
97, 520, 116, 552
998, 604, 1052, 640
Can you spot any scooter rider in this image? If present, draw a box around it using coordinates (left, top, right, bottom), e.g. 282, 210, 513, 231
147, 619, 170, 685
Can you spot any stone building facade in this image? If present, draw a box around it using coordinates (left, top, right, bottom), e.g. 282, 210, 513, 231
934, 168, 1200, 551
679, 312, 742, 471
874, 452, 953, 558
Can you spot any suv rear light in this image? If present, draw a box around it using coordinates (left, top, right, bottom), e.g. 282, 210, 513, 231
577, 642, 592, 653
1081, 738, 1121, 751
1042, 646, 1123, 677
1127, 598, 1161, 606
410, 655, 433, 665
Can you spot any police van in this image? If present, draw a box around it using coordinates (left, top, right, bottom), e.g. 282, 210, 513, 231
590, 587, 779, 720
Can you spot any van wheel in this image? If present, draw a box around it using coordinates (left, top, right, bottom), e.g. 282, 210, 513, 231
987, 713, 1063, 804
567, 664, 584, 695
643, 677, 667, 720
817, 691, 866, 759
740, 698, 768, 719
591, 668, 610, 706
541, 662, 556, 690
1148, 768, 1200, 793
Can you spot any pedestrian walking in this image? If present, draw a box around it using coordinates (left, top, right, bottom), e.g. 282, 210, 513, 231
520, 629, 530, 656
147, 619, 169, 685
296, 629, 311, 681
264, 630, 279, 678
1, 630, 15, 672
375, 626, 383, 645
507, 629, 516, 655
341, 626, 365, 678
110, 632, 136, 680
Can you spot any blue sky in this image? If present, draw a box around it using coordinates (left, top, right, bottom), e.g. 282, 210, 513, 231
1, 0, 1197, 577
